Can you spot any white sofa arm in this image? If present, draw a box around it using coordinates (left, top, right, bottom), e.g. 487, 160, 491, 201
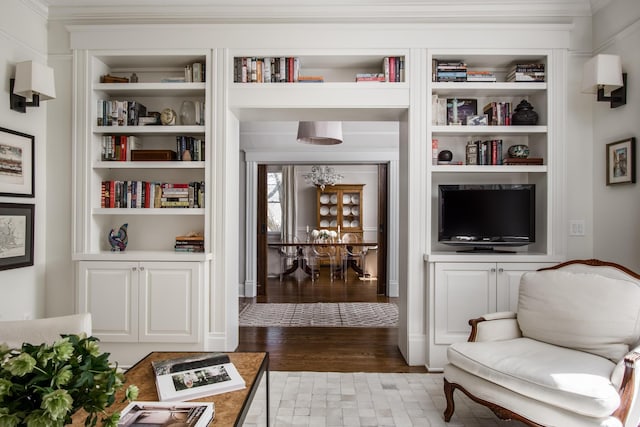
611, 346, 640, 427
468, 311, 522, 342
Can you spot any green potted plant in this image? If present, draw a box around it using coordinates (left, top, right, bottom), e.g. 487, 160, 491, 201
0, 334, 138, 427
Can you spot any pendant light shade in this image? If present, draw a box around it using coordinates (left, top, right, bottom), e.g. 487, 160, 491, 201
296, 121, 343, 145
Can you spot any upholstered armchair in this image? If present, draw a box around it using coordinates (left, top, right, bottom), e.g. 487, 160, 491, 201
443, 259, 640, 427
0, 313, 92, 348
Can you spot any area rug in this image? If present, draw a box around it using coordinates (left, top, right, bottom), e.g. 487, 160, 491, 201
239, 302, 398, 327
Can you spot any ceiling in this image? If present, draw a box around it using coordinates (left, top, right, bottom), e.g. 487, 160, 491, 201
32, 0, 610, 21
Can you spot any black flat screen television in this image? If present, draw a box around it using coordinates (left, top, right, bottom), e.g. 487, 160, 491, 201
438, 184, 535, 252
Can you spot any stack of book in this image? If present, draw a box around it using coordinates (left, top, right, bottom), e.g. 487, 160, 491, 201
355, 73, 385, 82
298, 75, 324, 82
507, 63, 545, 82
97, 100, 147, 126
151, 353, 245, 401
175, 234, 205, 252
161, 184, 193, 208
118, 401, 214, 427
433, 60, 467, 82
466, 70, 496, 82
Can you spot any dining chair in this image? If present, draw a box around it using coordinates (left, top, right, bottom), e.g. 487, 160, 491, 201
312, 235, 339, 282
341, 232, 368, 281
279, 234, 301, 282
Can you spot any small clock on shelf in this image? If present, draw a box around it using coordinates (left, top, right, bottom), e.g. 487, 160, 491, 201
160, 108, 177, 125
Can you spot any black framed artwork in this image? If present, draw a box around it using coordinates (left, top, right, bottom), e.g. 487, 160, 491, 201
0, 127, 35, 197
0, 203, 34, 271
606, 137, 636, 185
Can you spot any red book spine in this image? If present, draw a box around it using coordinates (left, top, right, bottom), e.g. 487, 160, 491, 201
109, 181, 115, 208
120, 135, 127, 161
389, 57, 396, 83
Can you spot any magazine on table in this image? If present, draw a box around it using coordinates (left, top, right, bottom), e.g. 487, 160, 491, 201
151, 353, 246, 402
118, 401, 214, 427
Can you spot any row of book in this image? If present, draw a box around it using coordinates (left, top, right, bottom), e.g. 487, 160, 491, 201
176, 136, 205, 161
355, 56, 406, 82
233, 57, 301, 83
101, 135, 142, 161
119, 353, 247, 427
466, 139, 505, 165
175, 234, 205, 253
97, 100, 147, 126
483, 101, 512, 126
432, 59, 545, 83
100, 181, 205, 209
184, 62, 205, 82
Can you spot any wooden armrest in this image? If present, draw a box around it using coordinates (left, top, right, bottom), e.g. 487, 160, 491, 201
613, 351, 640, 424
468, 312, 519, 342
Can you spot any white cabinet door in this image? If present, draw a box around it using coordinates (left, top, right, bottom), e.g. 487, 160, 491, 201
138, 262, 201, 343
434, 262, 497, 345
77, 261, 139, 342
496, 262, 556, 312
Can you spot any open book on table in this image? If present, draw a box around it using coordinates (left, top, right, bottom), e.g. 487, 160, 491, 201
118, 401, 214, 427
151, 353, 246, 402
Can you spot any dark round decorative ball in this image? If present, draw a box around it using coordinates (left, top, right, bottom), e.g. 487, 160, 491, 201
438, 150, 453, 162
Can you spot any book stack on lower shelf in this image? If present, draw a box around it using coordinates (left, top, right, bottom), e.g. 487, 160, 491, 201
175, 234, 205, 252
151, 353, 246, 401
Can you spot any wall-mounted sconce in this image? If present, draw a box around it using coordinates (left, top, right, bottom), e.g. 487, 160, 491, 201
581, 54, 626, 108
297, 121, 343, 145
10, 60, 56, 113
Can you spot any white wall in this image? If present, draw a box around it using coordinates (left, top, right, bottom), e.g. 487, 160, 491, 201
590, 2, 640, 271
0, 0, 49, 321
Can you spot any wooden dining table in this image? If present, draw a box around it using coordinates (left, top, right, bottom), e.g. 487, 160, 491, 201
268, 241, 378, 277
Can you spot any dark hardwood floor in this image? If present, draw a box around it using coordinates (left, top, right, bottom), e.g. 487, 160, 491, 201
237, 269, 426, 373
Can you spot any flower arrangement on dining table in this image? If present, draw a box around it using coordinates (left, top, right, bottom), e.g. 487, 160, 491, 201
0, 334, 138, 427
311, 229, 338, 241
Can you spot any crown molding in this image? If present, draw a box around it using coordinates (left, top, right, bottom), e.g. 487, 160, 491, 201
45, 0, 592, 22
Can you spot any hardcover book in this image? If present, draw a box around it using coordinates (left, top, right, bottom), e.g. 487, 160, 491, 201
446, 98, 477, 125
118, 401, 214, 427
151, 353, 246, 402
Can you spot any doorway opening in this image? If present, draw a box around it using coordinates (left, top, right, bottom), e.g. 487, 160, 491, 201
256, 163, 388, 300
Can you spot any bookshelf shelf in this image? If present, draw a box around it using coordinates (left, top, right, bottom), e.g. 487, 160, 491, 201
94, 82, 206, 97
431, 125, 547, 136
74, 250, 212, 262
432, 82, 546, 96
92, 208, 205, 215
432, 165, 547, 173
93, 125, 205, 135
93, 161, 205, 169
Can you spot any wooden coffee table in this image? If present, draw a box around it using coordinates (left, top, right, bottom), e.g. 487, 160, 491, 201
71, 351, 269, 426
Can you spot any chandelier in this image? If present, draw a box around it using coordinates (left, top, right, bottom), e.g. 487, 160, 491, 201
303, 165, 343, 190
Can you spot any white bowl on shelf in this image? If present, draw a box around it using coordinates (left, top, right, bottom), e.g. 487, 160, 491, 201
343, 220, 350, 228
330, 194, 338, 204
319, 194, 330, 204
320, 220, 330, 227
343, 206, 351, 216
319, 206, 329, 216
351, 195, 360, 204
330, 206, 338, 215
351, 220, 360, 227
343, 194, 351, 204
351, 206, 360, 215
330, 220, 337, 227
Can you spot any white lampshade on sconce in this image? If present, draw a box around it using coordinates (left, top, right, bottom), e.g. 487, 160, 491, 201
581, 54, 626, 108
297, 121, 343, 145
10, 60, 56, 113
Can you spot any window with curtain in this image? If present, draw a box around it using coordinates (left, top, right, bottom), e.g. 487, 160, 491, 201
267, 171, 282, 232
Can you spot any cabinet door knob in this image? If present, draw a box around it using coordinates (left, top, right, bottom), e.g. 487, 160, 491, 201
132, 267, 137, 271
498, 268, 504, 273
139, 267, 145, 271
490, 268, 496, 272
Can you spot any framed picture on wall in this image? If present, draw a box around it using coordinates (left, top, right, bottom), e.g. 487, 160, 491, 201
0, 203, 35, 271
0, 127, 35, 197
606, 137, 636, 185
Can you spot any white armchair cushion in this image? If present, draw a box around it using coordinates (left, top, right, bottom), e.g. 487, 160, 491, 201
0, 313, 92, 348
447, 337, 620, 418
517, 270, 640, 362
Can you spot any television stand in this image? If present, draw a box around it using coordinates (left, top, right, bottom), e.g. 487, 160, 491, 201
456, 246, 516, 254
